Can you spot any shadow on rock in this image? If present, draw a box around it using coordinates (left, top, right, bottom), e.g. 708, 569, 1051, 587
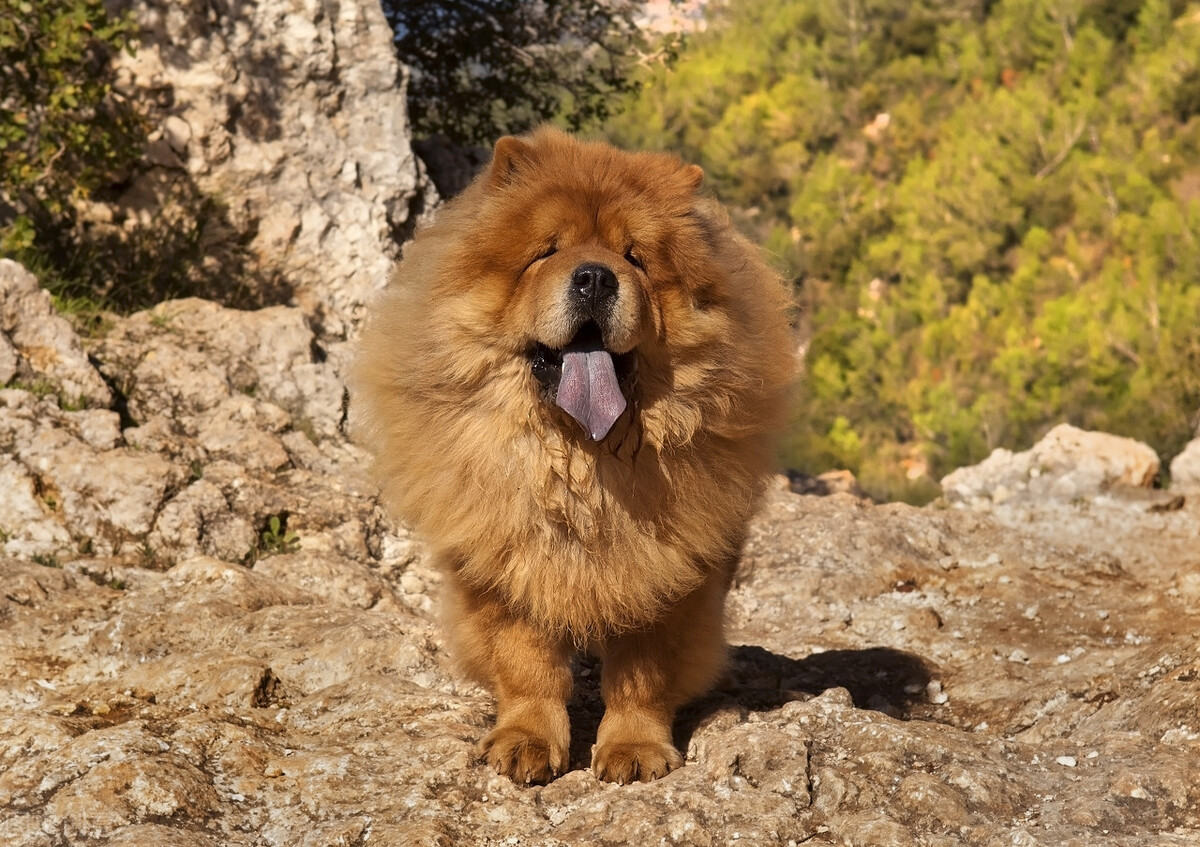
564, 645, 933, 769
675, 644, 935, 750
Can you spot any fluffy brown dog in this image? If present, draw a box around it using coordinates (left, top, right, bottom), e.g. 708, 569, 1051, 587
351, 128, 794, 784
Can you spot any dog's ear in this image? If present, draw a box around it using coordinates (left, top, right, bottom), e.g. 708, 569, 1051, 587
489, 136, 533, 189
681, 164, 704, 191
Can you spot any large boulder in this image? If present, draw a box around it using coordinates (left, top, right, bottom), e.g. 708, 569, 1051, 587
0, 275, 406, 567
110, 0, 434, 335
941, 423, 1161, 504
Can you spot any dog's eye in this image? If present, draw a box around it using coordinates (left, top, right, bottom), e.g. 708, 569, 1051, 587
524, 244, 557, 274
624, 247, 644, 271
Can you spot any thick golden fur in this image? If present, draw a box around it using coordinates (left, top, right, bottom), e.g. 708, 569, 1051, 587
351, 128, 794, 783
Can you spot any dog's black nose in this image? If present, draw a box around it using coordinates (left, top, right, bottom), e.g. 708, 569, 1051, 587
570, 263, 618, 314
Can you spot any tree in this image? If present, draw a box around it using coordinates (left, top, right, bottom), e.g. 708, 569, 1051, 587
383, 0, 670, 145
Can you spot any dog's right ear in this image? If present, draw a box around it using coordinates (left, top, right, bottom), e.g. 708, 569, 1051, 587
489, 136, 532, 189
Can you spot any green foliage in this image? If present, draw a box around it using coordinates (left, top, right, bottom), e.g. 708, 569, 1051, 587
608, 0, 1200, 502
382, 0, 676, 145
0, 0, 140, 268
259, 515, 299, 557
0, 0, 140, 224
1, 1, 267, 321
32, 553, 61, 568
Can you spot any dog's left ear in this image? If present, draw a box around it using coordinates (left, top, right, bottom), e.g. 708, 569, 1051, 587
682, 164, 704, 191
489, 136, 532, 189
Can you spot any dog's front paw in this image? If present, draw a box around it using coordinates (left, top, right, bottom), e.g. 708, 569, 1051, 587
591, 740, 683, 784
480, 725, 567, 784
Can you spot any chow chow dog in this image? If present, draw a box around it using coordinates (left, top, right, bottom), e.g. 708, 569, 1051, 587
351, 128, 793, 783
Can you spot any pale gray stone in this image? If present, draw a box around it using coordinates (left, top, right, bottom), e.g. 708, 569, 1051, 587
18, 425, 182, 550
941, 423, 1161, 504
111, 0, 435, 336
0, 259, 111, 407
93, 298, 344, 439
0, 332, 16, 385
62, 410, 123, 451
147, 479, 258, 564
0, 454, 73, 558
1170, 439, 1200, 491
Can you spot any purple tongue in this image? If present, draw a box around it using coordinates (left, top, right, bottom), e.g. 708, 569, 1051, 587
556, 343, 627, 441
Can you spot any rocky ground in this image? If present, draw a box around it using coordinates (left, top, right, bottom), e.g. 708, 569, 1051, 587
3, 255, 1200, 846
5, 0, 1200, 842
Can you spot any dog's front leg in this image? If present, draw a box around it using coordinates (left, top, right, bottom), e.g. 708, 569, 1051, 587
452, 585, 572, 784
591, 572, 728, 783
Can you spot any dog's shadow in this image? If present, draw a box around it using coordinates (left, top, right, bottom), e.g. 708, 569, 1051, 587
567, 645, 934, 768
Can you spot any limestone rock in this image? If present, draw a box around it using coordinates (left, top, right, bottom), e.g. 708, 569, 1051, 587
4, 265, 1198, 842
3, 477, 1199, 845
0, 331, 16, 386
20, 420, 183, 546
941, 423, 1161, 504
92, 298, 345, 441
0, 260, 112, 407
110, 0, 435, 335
0, 282, 383, 567
1170, 438, 1200, 491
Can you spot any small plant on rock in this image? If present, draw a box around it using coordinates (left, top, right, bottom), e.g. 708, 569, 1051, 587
32, 553, 61, 568
259, 514, 299, 557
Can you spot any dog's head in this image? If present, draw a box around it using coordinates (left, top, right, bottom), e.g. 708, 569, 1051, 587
439, 128, 732, 443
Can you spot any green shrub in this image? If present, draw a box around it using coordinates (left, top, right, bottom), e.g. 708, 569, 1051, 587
608, 0, 1200, 501
0, 0, 141, 247
2, 2, 273, 323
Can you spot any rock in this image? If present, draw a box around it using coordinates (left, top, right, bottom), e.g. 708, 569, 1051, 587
92, 298, 345, 442
0, 278, 381, 565
1170, 439, 1200, 491
941, 423, 1161, 504
0, 260, 112, 407
0, 445, 73, 559
109, 0, 435, 335
19, 420, 184, 547
3, 476, 1199, 845
146, 478, 258, 563
0, 332, 16, 385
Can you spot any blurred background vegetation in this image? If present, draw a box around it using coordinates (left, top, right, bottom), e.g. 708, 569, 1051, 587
5, 0, 1199, 502
381, 0, 678, 144
599, 0, 1200, 501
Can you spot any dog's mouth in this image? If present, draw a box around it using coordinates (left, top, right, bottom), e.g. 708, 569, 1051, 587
528, 323, 636, 441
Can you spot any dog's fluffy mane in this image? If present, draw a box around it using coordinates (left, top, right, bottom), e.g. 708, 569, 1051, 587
351, 128, 794, 639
